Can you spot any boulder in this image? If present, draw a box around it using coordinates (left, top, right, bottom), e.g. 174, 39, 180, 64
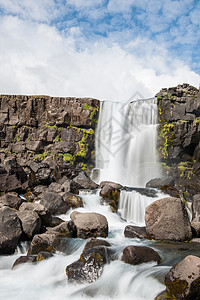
0, 206, 23, 254
39, 191, 68, 215
191, 220, 200, 238
99, 181, 123, 189
155, 290, 176, 300
124, 225, 146, 239
46, 182, 63, 193
100, 184, 120, 201
70, 211, 108, 239
192, 194, 200, 218
71, 171, 98, 193
122, 245, 161, 265
46, 221, 76, 238
0, 192, 23, 209
145, 197, 192, 241
28, 232, 62, 255
66, 247, 108, 283
19, 202, 52, 226
17, 210, 41, 239
62, 193, 83, 210
165, 255, 200, 299
146, 177, 175, 188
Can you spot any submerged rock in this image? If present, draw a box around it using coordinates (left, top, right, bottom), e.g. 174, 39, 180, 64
70, 211, 108, 239
145, 197, 192, 241
122, 245, 161, 265
12, 255, 37, 269
165, 255, 200, 299
124, 225, 146, 239
0, 206, 22, 254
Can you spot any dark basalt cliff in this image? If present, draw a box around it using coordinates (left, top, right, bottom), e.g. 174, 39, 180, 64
0, 95, 99, 171
156, 83, 200, 200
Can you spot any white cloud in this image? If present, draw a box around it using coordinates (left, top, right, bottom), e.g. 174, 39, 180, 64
0, 15, 199, 103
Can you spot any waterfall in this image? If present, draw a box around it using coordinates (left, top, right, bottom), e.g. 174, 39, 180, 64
94, 98, 161, 187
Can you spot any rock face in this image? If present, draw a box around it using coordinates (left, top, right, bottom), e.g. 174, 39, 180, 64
145, 197, 192, 241
0, 206, 22, 254
70, 211, 108, 239
156, 84, 200, 200
122, 246, 161, 265
0, 95, 99, 173
165, 255, 200, 299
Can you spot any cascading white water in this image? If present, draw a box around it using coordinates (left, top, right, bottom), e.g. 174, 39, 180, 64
93, 98, 162, 224
94, 98, 161, 187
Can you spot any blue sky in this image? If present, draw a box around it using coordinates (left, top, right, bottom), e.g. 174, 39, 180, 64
0, 0, 199, 101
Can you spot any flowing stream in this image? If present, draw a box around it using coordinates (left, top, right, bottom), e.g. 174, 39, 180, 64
0, 98, 195, 299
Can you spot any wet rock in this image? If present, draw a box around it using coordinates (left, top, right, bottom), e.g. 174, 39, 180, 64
124, 225, 146, 239
83, 238, 111, 253
39, 191, 68, 215
12, 255, 37, 269
28, 233, 62, 255
160, 185, 180, 198
122, 245, 161, 265
66, 247, 108, 283
165, 255, 200, 299
146, 177, 175, 188
17, 210, 41, 239
19, 202, 52, 226
145, 197, 192, 241
155, 290, 175, 300
36, 251, 54, 262
70, 211, 108, 239
0, 192, 23, 209
0, 206, 23, 254
62, 193, 83, 210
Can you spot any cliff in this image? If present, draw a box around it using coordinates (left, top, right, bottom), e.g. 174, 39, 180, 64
0, 95, 99, 172
156, 83, 200, 199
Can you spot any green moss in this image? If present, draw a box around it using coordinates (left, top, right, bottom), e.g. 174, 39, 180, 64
34, 151, 50, 161
14, 134, 20, 142
53, 135, 63, 142
193, 117, 200, 126
63, 153, 74, 162
45, 124, 62, 130
83, 103, 93, 110
159, 123, 174, 159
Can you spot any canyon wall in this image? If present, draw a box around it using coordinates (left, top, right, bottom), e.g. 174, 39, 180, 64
0, 95, 99, 172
